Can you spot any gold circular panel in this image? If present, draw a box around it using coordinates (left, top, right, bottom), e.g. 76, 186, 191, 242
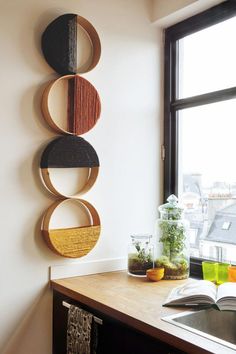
41, 199, 101, 258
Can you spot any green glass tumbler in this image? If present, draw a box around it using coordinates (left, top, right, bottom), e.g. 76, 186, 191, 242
202, 261, 218, 283
217, 263, 229, 284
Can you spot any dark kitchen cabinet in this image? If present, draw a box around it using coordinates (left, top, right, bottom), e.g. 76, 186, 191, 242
53, 290, 186, 354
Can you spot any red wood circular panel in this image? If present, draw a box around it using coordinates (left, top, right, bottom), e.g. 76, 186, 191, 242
42, 75, 101, 135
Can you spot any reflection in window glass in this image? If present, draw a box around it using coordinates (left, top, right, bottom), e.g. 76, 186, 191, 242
178, 99, 236, 261
178, 16, 236, 98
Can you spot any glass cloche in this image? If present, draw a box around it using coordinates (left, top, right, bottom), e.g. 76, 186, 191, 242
155, 195, 189, 280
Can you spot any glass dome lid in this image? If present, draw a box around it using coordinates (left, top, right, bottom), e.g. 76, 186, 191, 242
158, 194, 184, 220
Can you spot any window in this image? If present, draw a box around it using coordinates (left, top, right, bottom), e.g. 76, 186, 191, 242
164, 1, 236, 276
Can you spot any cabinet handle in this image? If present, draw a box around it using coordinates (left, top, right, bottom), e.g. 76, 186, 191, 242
62, 301, 103, 325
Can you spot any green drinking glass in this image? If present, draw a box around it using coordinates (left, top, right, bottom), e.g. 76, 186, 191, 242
202, 261, 218, 284
217, 263, 229, 284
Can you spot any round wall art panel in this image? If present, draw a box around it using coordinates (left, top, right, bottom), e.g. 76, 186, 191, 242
41, 13, 101, 75
41, 198, 101, 258
40, 136, 99, 198
42, 75, 101, 135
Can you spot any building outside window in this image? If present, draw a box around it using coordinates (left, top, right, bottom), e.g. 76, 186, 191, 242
164, 1, 236, 272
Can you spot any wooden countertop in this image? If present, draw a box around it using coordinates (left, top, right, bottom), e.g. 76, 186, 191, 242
51, 271, 235, 354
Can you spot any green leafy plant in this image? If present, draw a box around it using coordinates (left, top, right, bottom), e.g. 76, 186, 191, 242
128, 240, 153, 276
156, 206, 189, 279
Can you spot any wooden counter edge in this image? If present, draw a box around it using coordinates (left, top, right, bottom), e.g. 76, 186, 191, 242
51, 280, 215, 354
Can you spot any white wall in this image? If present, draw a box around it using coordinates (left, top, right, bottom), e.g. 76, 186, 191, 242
0, 0, 161, 353
151, 0, 224, 27
152, 0, 197, 22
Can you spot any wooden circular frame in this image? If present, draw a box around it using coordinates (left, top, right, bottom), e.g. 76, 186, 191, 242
41, 198, 101, 258
42, 14, 101, 75
40, 136, 99, 198
41, 74, 101, 135
76, 15, 101, 73
40, 166, 99, 199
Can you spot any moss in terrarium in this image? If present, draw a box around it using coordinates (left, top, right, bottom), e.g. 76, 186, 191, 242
128, 240, 153, 275
128, 254, 153, 275
155, 256, 189, 279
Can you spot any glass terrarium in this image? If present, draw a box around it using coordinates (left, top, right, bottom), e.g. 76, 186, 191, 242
155, 195, 189, 280
128, 235, 154, 277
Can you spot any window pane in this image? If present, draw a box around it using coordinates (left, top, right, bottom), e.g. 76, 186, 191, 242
178, 16, 236, 99
178, 99, 236, 261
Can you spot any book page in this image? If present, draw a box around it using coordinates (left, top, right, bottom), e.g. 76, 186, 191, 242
164, 280, 217, 306
216, 282, 236, 302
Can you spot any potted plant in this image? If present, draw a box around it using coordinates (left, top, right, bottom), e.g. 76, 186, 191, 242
155, 195, 189, 280
128, 235, 154, 276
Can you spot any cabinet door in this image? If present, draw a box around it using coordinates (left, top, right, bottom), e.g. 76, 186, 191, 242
53, 290, 186, 354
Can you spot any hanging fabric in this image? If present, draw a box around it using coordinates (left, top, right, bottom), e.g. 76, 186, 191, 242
67, 304, 94, 354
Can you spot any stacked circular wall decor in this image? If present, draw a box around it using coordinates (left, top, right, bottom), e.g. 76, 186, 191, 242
40, 136, 99, 198
42, 199, 101, 258
42, 13, 101, 75
40, 13, 101, 258
41, 75, 101, 135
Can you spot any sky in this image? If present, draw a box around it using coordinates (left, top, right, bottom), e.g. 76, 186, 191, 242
178, 16, 236, 191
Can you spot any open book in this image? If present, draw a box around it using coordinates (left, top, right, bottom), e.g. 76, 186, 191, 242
163, 280, 236, 311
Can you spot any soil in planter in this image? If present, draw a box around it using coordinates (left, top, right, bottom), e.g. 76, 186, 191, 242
156, 256, 189, 280
128, 254, 153, 276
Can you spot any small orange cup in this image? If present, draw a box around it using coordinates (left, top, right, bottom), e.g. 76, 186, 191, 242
146, 267, 164, 282
228, 266, 236, 282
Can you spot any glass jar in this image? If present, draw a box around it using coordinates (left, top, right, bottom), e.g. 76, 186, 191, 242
128, 235, 154, 276
155, 195, 189, 280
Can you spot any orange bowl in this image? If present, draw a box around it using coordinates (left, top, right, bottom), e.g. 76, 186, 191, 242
146, 267, 164, 282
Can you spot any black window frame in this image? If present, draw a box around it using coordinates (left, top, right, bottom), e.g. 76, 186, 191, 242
164, 0, 236, 278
